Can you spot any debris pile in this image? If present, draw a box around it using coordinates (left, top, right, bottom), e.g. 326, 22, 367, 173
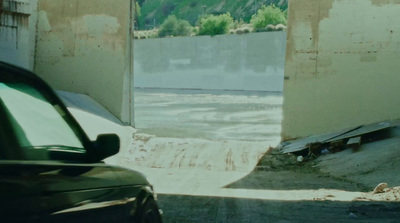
367, 183, 400, 201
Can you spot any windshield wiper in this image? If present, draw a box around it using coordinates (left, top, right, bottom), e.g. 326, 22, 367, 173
29, 145, 85, 153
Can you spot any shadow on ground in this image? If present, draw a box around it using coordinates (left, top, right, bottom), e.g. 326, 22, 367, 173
224, 169, 368, 192
158, 194, 400, 223
224, 149, 370, 192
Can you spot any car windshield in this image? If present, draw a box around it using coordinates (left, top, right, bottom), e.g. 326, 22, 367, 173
0, 82, 84, 150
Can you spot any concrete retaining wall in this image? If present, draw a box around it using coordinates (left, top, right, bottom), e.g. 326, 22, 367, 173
134, 32, 286, 92
34, 0, 134, 125
282, 0, 400, 140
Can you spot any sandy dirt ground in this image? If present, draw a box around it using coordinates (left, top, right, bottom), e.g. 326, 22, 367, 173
61, 89, 400, 222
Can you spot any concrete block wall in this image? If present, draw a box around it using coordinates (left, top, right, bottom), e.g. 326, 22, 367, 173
34, 0, 134, 125
282, 0, 400, 140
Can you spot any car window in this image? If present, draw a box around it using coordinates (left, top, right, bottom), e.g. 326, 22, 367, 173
0, 82, 85, 160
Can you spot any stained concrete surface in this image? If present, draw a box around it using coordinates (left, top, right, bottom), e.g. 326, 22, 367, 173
62, 89, 400, 222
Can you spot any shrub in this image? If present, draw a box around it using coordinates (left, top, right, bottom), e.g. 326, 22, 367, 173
197, 13, 234, 36
283, 9, 288, 19
231, 18, 244, 30
189, 1, 198, 8
250, 5, 287, 31
235, 29, 244, 35
158, 15, 192, 37
191, 27, 199, 35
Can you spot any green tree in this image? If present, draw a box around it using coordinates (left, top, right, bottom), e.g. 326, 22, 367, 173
158, 15, 192, 37
250, 5, 287, 31
197, 13, 234, 36
133, 0, 141, 30
135, 2, 141, 17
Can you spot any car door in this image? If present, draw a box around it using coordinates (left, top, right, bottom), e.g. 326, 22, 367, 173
0, 65, 134, 222
0, 160, 130, 223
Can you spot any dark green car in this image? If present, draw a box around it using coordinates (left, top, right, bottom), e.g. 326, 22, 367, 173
0, 61, 162, 223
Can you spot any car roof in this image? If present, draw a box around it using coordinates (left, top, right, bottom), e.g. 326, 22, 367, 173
0, 61, 34, 74
0, 61, 46, 85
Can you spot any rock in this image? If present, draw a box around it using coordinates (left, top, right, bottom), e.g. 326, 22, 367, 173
349, 213, 357, 218
297, 156, 304, 162
275, 24, 287, 31
265, 24, 276, 31
321, 148, 330, 155
373, 182, 388, 194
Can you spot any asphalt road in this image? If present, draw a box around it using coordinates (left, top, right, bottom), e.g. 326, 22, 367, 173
158, 194, 400, 223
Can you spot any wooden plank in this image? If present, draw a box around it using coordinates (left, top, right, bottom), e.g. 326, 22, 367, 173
347, 137, 361, 145
347, 136, 361, 150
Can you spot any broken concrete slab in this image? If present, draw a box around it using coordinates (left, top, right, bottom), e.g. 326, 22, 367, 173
280, 121, 395, 154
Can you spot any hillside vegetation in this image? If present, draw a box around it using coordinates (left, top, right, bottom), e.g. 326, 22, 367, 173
137, 0, 288, 30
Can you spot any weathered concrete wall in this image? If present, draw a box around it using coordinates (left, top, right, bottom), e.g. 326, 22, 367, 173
34, 0, 134, 125
134, 32, 286, 92
282, 0, 400, 140
0, 0, 38, 70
